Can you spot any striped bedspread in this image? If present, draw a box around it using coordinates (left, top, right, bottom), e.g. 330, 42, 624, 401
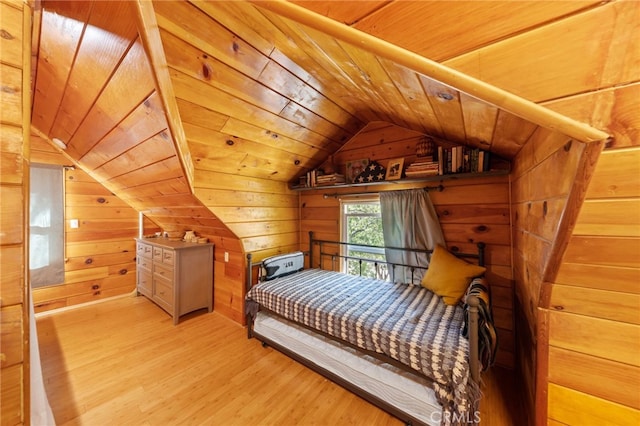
246, 268, 478, 422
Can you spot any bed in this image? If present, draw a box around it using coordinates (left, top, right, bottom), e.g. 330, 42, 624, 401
245, 233, 496, 426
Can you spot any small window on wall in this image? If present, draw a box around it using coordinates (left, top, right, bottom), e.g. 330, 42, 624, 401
340, 197, 387, 280
30, 164, 64, 288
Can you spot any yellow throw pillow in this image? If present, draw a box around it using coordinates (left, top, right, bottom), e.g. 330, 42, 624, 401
422, 245, 486, 305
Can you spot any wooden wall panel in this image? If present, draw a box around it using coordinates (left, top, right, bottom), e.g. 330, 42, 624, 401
0, 365, 22, 426
0, 1, 30, 423
547, 142, 640, 423
549, 310, 639, 367
510, 127, 593, 422
585, 147, 640, 198
548, 383, 640, 426
299, 123, 514, 367
350, 1, 600, 62
445, 1, 640, 104
548, 346, 640, 410
544, 84, 640, 150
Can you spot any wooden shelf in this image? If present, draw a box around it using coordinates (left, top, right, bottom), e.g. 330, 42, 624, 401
290, 169, 510, 191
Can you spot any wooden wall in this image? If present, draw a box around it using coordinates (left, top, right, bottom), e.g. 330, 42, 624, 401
29, 136, 146, 313
510, 127, 599, 419
441, 1, 640, 422
541, 82, 640, 424
546, 146, 640, 424
299, 122, 514, 368
0, 0, 30, 423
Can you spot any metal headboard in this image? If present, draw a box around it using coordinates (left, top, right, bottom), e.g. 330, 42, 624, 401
308, 231, 485, 279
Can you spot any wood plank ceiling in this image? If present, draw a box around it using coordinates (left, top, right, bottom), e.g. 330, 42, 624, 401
30, 0, 608, 257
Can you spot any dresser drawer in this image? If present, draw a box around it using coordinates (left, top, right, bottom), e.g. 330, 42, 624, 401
137, 269, 152, 297
137, 242, 153, 259
152, 246, 163, 262
154, 277, 174, 309
154, 263, 173, 281
161, 248, 175, 266
137, 255, 152, 271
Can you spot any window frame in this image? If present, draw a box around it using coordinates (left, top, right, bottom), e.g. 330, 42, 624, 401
339, 195, 386, 276
29, 163, 65, 288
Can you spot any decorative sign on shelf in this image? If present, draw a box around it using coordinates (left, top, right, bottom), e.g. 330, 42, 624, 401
345, 158, 369, 184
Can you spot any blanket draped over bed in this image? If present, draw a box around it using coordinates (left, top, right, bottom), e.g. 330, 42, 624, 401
246, 268, 480, 423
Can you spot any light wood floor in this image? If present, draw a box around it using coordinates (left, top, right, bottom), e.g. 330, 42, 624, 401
36, 295, 520, 425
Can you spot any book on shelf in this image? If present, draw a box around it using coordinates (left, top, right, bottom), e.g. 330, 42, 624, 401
293, 170, 346, 188
405, 155, 439, 178
315, 173, 345, 186
435, 145, 493, 175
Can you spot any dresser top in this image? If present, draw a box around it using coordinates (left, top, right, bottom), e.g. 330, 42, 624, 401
136, 237, 214, 250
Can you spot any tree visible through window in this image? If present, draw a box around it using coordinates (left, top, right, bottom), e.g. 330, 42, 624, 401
341, 199, 388, 280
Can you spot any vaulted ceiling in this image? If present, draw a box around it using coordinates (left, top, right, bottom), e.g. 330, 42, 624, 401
30, 0, 610, 254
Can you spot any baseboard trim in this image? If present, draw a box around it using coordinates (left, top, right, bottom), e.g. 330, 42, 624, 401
34, 289, 138, 319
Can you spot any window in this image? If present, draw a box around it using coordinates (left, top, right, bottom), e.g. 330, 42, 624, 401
340, 198, 388, 280
30, 164, 65, 288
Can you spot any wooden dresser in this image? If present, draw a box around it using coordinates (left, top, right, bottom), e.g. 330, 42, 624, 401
136, 238, 214, 324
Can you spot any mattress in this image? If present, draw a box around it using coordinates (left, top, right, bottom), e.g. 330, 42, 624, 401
254, 310, 441, 425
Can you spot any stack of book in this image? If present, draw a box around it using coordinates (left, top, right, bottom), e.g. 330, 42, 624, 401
314, 173, 345, 186
295, 170, 346, 188
405, 157, 439, 178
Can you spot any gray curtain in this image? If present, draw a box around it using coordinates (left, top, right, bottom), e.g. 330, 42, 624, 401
380, 189, 445, 284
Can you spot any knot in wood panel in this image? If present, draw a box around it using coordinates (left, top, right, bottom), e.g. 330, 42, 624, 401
0, 29, 14, 40
202, 63, 212, 80
475, 225, 488, 233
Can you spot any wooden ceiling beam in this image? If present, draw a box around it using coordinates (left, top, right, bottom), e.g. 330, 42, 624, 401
131, 0, 195, 191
